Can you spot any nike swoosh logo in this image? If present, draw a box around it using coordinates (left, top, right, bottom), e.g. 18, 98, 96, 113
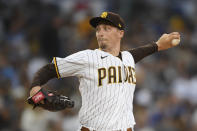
101, 56, 108, 59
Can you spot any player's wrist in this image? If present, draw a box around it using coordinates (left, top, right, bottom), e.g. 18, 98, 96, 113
155, 41, 162, 51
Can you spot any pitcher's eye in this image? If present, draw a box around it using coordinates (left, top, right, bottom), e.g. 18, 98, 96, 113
105, 26, 111, 31
96, 27, 100, 32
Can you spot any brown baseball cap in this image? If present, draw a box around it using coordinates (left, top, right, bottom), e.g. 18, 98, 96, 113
89, 12, 125, 30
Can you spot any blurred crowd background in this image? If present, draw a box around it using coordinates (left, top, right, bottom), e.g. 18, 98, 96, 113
0, 0, 197, 131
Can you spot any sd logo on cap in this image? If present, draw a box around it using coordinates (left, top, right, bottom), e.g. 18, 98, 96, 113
89, 11, 125, 30
100, 12, 108, 18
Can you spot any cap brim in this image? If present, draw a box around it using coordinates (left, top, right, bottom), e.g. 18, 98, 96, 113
89, 17, 115, 28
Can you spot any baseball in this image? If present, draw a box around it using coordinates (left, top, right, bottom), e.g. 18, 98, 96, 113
172, 39, 180, 46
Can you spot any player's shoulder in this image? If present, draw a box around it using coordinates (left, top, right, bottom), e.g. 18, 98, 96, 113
80, 49, 104, 55
67, 49, 92, 57
63, 49, 99, 58
121, 50, 135, 64
75, 49, 92, 54
121, 50, 133, 57
75, 49, 96, 54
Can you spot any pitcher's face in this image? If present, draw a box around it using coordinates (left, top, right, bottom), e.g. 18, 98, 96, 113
96, 24, 124, 50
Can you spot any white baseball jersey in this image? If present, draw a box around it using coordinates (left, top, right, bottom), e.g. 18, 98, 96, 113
53, 49, 137, 131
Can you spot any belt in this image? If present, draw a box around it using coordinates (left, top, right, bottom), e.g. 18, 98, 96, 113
81, 126, 132, 131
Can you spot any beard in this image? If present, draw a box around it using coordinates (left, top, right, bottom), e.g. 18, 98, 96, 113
100, 44, 107, 49
98, 38, 108, 49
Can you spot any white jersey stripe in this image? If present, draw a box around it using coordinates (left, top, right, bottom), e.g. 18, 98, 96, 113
94, 51, 101, 128
105, 55, 115, 129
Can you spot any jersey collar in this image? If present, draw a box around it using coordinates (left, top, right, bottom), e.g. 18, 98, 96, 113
96, 49, 123, 61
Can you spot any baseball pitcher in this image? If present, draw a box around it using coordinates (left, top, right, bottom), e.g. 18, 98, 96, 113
27, 12, 181, 131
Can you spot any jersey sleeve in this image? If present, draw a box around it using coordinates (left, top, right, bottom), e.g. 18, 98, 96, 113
52, 50, 88, 78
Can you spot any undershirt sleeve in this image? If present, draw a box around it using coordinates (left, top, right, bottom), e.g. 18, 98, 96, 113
30, 63, 57, 89
128, 43, 158, 63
